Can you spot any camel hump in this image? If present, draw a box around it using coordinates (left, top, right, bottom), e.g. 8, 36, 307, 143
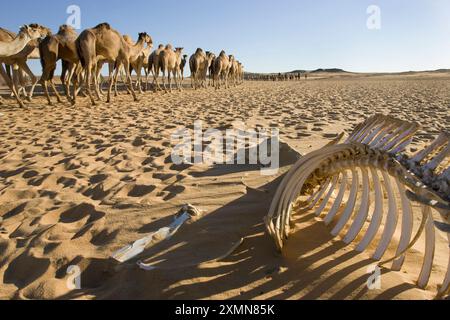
123, 35, 134, 45
94, 22, 111, 30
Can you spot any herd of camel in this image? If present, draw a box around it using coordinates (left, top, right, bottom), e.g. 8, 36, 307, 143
246, 72, 307, 81
0, 23, 245, 108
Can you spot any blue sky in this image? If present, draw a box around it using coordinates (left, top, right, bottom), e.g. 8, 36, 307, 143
1, 0, 450, 74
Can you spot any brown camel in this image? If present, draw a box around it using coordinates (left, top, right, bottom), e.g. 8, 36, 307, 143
180, 54, 188, 81
147, 44, 165, 91
213, 50, 230, 90
39, 25, 80, 105
124, 33, 153, 94
159, 45, 184, 92
189, 48, 206, 90
76, 23, 138, 106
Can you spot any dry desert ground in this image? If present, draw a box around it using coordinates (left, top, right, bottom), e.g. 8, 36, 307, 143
0, 73, 449, 300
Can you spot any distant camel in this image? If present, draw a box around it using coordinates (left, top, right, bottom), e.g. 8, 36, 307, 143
76, 22, 138, 106
189, 48, 206, 90
180, 54, 188, 81
39, 25, 80, 105
128, 34, 153, 92
213, 50, 230, 90
122, 32, 153, 94
208, 52, 216, 87
148, 44, 165, 91
159, 44, 183, 92
228, 55, 239, 87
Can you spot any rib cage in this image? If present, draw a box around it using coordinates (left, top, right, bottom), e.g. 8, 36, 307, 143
265, 114, 450, 298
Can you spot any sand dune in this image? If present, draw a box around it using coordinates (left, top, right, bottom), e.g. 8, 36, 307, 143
0, 75, 449, 300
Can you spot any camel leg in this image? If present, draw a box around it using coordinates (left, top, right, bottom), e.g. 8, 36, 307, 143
136, 64, 143, 94
167, 69, 173, 93
17, 62, 38, 101
124, 62, 138, 101
174, 70, 180, 91
61, 61, 69, 97
144, 70, 149, 92
65, 63, 76, 103
85, 63, 97, 106
152, 66, 161, 92
177, 70, 183, 91
160, 69, 167, 92
42, 79, 53, 106
1, 64, 25, 108
49, 80, 62, 103
107, 64, 119, 103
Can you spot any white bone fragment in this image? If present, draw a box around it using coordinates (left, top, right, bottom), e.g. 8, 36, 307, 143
314, 175, 339, 217
373, 171, 398, 260
112, 205, 201, 263
411, 133, 449, 164
324, 171, 349, 225
417, 206, 435, 289
343, 167, 370, 244
357, 167, 384, 251
391, 179, 414, 271
424, 143, 450, 172
331, 169, 359, 236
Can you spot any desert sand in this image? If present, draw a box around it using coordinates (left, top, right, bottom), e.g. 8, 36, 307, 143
0, 73, 449, 300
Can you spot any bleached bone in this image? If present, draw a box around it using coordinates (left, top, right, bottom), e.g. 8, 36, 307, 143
112, 204, 202, 263
266, 114, 450, 298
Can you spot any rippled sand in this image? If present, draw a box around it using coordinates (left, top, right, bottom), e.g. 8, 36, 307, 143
0, 74, 449, 299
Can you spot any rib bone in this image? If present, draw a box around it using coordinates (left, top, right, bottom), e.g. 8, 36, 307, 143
266, 114, 450, 298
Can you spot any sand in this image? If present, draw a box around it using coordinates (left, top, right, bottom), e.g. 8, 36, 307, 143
0, 74, 449, 300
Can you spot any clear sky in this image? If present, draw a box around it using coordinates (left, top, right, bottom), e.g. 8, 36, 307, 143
1, 0, 450, 74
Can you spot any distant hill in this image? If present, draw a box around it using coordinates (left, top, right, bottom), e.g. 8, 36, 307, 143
310, 68, 347, 73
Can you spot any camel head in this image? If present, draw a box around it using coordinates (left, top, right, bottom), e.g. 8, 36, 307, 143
57, 24, 77, 36
165, 44, 173, 50
182, 54, 188, 60
175, 47, 184, 55
158, 44, 164, 49
229, 55, 235, 62
138, 32, 153, 45
20, 24, 51, 40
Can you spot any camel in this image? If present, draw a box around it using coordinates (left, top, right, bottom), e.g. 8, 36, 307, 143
0, 24, 50, 107
180, 55, 188, 81
127, 34, 153, 93
124, 33, 153, 94
0, 24, 47, 58
189, 48, 206, 90
76, 23, 138, 106
228, 56, 239, 87
159, 45, 184, 92
213, 50, 230, 90
190, 49, 216, 90
39, 25, 80, 105
0, 28, 41, 101
208, 52, 216, 87
147, 44, 165, 91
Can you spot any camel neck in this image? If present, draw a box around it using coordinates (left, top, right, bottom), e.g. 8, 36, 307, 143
0, 33, 31, 58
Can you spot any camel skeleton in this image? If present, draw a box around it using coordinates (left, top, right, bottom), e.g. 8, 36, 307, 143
266, 114, 450, 299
